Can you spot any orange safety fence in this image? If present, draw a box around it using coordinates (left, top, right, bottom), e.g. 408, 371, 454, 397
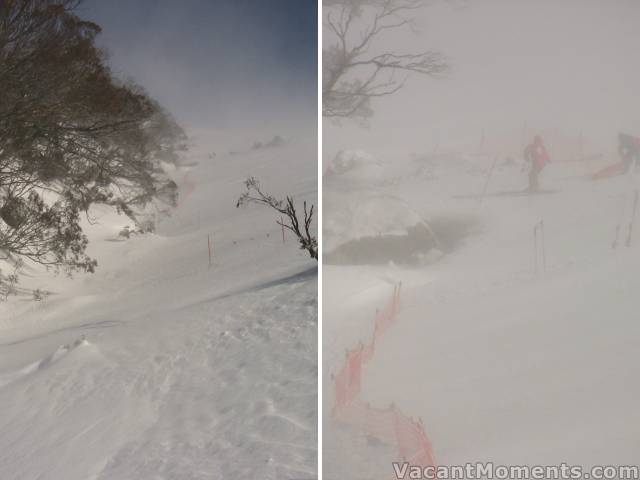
331, 283, 436, 474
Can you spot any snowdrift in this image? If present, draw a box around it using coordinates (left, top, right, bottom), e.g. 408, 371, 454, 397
324, 194, 439, 265
0, 131, 317, 480
324, 150, 439, 265
324, 144, 640, 476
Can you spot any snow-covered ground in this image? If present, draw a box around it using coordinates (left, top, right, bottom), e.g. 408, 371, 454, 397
323, 149, 640, 478
0, 132, 317, 480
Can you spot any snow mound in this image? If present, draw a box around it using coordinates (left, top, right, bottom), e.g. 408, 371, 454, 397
324, 149, 385, 185
324, 194, 440, 265
343, 195, 426, 239
0, 336, 90, 389
411, 151, 490, 180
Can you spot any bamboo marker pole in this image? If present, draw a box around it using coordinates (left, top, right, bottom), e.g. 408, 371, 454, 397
208, 234, 212, 268
533, 220, 546, 273
480, 156, 498, 204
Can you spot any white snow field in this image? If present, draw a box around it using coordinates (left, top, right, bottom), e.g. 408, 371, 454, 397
323, 149, 640, 478
0, 132, 317, 480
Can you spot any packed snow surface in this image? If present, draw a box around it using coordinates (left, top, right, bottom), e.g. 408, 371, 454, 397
323, 150, 640, 479
0, 132, 317, 480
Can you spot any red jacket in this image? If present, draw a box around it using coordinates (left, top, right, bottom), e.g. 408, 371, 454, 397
524, 136, 550, 172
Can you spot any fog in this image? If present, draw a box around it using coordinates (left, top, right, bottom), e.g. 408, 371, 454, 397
82, 0, 317, 142
325, 0, 640, 161
323, 1, 640, 473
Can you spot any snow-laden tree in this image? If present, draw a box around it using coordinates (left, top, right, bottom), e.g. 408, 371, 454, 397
0, 0, 186, 288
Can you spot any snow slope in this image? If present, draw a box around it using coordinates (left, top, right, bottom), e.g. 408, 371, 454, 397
323, 150, 640, 478
0, 131, 317, 480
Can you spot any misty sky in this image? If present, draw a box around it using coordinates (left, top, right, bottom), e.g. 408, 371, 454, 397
325, 0, 640, 160
81, 0, 317, 134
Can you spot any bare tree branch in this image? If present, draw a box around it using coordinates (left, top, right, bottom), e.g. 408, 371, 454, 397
237, 177, 317, 260
323, 0, 449, 121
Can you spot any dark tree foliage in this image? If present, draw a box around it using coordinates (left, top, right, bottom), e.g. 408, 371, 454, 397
0, 0, 186, 284
237, 177, 317, 261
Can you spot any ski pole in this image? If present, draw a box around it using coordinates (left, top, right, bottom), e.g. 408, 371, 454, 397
534, 223, 538, 273
613, 193, 628, 249
626, 190, 639, 247
208, 234, 212, 268
541, 220, 546, 272
480, 156, 498, 204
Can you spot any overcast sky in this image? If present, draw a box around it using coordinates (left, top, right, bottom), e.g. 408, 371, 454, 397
81, 0, 317, 135
325, 0, 640, 159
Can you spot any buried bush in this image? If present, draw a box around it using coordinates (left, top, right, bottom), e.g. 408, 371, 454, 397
32, 288, 50, 302
0, 262, 21, 301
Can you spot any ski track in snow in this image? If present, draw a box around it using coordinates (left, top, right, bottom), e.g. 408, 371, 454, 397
0, 134, 317, 480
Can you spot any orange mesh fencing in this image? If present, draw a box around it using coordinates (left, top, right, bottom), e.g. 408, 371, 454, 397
331, 283, 436, 473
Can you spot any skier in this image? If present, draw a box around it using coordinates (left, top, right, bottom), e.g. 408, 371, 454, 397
618, 132, 640, 173
523, 135, 551, 192
592, 132, 640, 180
